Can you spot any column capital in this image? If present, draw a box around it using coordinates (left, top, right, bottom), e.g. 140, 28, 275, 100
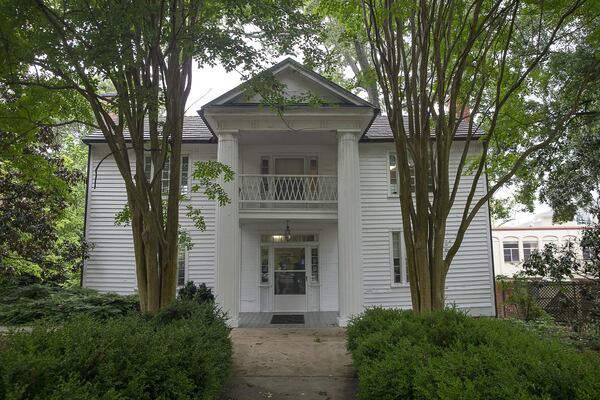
336, 129, 362, 142
215, 129, 239, 141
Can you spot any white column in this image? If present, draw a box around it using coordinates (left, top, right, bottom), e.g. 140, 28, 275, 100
337, 129, 364, 326
215, 130, 240, 327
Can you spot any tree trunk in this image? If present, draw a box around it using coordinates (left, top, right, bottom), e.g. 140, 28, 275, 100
131, 206, 148, 313
353, 38, 380, 109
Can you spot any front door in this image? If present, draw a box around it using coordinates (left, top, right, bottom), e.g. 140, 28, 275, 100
273, 247, 306, 311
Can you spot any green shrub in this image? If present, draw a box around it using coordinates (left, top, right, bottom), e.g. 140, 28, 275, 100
347, 308, 600, 400
0, 301, 232, 400
0, 284, 139, 325
178, 281, 215, 304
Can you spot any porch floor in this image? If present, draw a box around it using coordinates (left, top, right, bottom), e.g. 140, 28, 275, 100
238, 311, 339, 328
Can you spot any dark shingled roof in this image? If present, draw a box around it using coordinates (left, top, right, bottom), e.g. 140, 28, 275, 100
363, 115, 483, 140
82, 116, 215, 143
82, 114, 482, 143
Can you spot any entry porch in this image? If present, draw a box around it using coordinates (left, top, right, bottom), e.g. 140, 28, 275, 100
239, 220, 340, 318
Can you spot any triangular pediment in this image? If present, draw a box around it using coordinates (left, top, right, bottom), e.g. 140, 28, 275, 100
203, 58, 376, 108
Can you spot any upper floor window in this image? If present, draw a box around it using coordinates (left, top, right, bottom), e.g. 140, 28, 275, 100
503, 240, 520, 263
391, 231, 407, 285
388, 153, 432, 196
144, 154, 190, 196
261, 156, 318, 175
522, 238, 538, 260
389, 154, 399, 195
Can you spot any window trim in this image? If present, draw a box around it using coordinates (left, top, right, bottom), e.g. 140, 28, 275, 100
390, 230, 408, 287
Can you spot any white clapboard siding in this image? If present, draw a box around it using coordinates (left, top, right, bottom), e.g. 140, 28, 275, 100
83, 143, 218, 294
359, 142, 495, 315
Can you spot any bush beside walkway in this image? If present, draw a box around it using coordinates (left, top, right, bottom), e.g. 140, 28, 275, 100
0, 285, 232, 400
347, 308, 600, 400
0, 283, 139, 325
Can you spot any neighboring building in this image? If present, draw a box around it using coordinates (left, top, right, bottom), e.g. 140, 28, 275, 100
82, 58, 496, 326
492, 211, 592, 277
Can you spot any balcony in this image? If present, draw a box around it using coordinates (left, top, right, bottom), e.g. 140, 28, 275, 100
239, 174, 338, 209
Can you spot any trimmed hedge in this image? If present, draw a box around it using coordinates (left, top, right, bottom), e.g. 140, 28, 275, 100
0, 284, 139, 325
347, 308, 600, 400
0, 301, 232, 400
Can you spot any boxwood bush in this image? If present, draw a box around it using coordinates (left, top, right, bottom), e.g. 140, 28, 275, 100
0, 284, 139, 325
0, 301, 232, 400
347, 308, 600, 400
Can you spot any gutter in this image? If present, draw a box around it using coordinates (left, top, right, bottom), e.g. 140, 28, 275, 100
359, 107, 381, 141
197, 108, 218, 142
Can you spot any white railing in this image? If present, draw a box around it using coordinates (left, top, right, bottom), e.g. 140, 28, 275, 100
239, 174, 337, 207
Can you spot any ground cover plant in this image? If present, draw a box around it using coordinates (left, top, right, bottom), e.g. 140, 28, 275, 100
0, 300, 232, 400
347, 308, 600, 400
0, 283, 139, 325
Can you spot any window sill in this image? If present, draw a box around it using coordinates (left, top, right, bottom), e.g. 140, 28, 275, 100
391, 283, 409, 288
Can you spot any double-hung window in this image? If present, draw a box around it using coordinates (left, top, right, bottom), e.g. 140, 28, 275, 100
503, 241, 520, 263
144, 154, 190, 196
388, 153, 433, 196
391, 231, 407, 285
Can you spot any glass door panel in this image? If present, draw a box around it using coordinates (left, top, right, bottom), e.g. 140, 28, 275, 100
273, 247, 307, 311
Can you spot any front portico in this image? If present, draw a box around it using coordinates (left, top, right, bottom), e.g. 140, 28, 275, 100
200, 58, 377, 327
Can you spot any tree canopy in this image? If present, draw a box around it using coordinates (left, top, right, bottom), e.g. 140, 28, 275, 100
1, 0, 323, 312
0, 77, 91, 283
352, 0, 598, 312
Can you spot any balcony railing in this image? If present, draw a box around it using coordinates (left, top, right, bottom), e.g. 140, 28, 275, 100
239, 174, 337, 208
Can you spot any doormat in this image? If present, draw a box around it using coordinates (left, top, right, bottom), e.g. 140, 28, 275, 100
270, 314, 305, 324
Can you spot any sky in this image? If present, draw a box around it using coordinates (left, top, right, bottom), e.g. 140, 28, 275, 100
185, 63, 242, 115
186, 61, 553, 226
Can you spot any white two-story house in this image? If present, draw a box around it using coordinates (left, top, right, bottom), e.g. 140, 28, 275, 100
82, 58, 496, 326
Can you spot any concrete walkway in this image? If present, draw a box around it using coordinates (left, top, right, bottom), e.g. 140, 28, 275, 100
221, 328, 358, 400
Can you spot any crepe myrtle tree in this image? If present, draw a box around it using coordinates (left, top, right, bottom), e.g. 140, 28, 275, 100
356, 0, 599, 313
2, 0, 322, 313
